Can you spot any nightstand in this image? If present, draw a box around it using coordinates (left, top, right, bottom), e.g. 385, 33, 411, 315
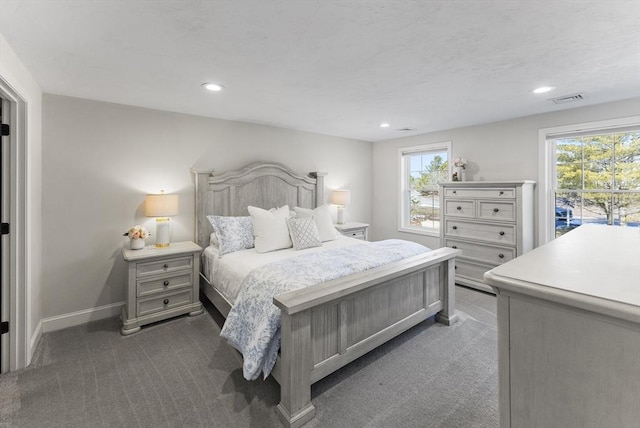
121, 241, 203, 335
334, 222, 369, 241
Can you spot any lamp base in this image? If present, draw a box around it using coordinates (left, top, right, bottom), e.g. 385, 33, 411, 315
337, 207, 346, 225
155, 218, 171, 247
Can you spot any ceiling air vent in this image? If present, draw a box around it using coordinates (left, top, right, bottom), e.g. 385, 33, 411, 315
551, 93, 585, 104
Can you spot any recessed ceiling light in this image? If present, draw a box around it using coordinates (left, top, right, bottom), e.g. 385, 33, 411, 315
531, 86, 556, 94
202, 83, 224, 92
380, 122, 390, 128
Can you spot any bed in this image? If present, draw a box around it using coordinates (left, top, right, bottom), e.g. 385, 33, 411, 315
194, 162, 460, 428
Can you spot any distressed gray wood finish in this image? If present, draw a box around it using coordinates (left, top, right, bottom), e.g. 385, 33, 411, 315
485, 225, 640, 428
193, 162, 460, 428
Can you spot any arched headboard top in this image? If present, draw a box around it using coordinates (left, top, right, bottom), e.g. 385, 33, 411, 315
193, 162, 327, 250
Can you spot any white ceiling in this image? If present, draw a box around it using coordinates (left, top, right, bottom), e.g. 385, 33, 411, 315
1, 0, 639, 142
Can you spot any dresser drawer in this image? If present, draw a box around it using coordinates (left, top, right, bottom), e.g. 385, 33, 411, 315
444, 200, 475, 218
445, 188, 515, 199
477, 201, 516, 221
446, 239, 516, 264
445, 219, 516, 245
136, 256, 193, 278
455, 259, 495, 283
137, 289, 193, 317
137, 272, 192, 297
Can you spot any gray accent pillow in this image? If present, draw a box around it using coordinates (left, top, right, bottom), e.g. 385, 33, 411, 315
206, 215, 254, 256
287, 217, 322, 250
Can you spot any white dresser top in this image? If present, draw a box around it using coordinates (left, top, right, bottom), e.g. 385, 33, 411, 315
485, 224, 640, 323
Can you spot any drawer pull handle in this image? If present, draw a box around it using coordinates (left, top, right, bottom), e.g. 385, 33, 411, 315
493, 208, 499, 213
452, 226, 458, 230
499, 191, 504, 195
499, 253, 505, 258
163, 299, 169, 305
163, 263, 169, 269
163, 280, 170, 286
454, 265, 457, 270
456, 206, 462, 210
499, 231, 505, 236
452, 190, 457, 194
452, 245, 457, 249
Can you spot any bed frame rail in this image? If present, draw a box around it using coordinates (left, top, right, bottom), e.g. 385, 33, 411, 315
273, 247, 460, 428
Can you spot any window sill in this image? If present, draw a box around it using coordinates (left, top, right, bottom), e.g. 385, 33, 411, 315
398, 226, 440, 238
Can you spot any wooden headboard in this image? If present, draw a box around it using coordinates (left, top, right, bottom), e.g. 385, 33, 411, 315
193, 162, 327, 250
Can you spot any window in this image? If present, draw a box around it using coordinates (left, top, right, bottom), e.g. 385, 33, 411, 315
399, 142, 451, 235
539, 117, 640, 243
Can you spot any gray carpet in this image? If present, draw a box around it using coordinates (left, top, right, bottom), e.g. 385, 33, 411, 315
0, 286, 498, 427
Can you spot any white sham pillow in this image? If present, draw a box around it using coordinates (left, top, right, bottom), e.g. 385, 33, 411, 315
248, 205, 293, 253
294, 205, 339, 242
287, 217, 322, 250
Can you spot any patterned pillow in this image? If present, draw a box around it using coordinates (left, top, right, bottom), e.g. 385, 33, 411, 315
287, 217, 322, 250
206, 215, 254, 256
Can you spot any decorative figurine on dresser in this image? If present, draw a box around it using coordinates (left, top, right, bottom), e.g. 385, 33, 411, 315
121, 241, 203, 335
439, 181, 535, 293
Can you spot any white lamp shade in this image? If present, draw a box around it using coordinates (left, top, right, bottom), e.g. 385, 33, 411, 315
331, 190, 351, 206
145, 193, 179, 217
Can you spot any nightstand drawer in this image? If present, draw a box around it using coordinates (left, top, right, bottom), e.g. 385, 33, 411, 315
455, 259, 495, 283
136, 256, 193, 277
137, 272, 193, 297
444, 200, 475, 218
137, 289, 193, 317
445, 188, 515, 199
445, 219, 516, 245
446, 239, 516, 264
477, 201, 516, 221
342, 229, 366, 239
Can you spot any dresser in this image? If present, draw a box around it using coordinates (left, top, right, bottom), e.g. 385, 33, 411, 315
121, 241, 203, 335
485, 225, 640, 428
334, 222, 369, 241
439, 181, 535, 293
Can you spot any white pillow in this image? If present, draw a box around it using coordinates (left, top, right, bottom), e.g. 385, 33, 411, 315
210, 232, 218, 248
294, 205, 339, 242
248, 205, 293, 253
287, 217, 322, 250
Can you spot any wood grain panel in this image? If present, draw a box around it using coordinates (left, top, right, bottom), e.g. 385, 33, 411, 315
311, 304, 339, 364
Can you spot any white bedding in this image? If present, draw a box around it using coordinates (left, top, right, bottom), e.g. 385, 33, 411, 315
202, 235, 364, 304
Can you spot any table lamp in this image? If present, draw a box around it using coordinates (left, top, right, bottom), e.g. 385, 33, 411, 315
145, 191, 179, 248
331, 189, 351, 225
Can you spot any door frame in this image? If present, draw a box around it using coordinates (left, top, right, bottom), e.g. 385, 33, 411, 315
0, 77, 28, 372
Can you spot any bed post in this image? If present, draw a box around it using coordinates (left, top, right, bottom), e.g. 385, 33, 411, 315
192, 169, 213, 251
310, 171, 327, 207
276, 309, 315, 428
435, 257, 459, 325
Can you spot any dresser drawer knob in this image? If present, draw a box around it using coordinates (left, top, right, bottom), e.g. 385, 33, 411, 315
499, 253, 505, 258
163, 263, 169, 269
499, 231, 505, 236
163, 299, 169, 305
452, 225, 458, 230
163, 280, 170, 286
499, 191, 504, 195
452, 245, 457, 249
452, 190, 457, 194
493, 208, 499, 213
456, 206, 462, 210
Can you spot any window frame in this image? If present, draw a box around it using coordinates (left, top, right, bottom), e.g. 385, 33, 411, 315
398, 141, 451, 237
538, 116, 640, 245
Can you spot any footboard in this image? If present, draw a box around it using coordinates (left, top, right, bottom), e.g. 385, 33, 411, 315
272, 247, 460, 428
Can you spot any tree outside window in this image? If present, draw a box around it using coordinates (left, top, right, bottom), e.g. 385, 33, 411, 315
554, 131, 640, 237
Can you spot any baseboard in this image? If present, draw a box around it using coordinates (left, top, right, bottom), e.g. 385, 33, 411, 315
28, 319, 43, 366
42, 302, 124, 333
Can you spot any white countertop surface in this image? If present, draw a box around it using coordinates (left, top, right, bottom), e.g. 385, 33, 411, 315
485, 225, 640, 322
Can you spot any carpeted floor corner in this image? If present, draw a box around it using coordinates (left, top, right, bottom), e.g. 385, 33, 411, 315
0, 286, 498, 427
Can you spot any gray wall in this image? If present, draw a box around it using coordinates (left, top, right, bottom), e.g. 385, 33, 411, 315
42, 94, 372, 320
372, 97, 640, 249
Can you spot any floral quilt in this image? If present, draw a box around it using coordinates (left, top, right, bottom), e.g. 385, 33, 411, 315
219, 239, 430, 380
